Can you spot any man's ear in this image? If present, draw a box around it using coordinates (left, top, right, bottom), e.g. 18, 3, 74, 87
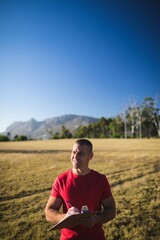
90, 152, 93, 160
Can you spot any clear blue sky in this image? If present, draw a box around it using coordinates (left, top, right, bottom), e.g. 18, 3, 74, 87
0, 0, 160, 132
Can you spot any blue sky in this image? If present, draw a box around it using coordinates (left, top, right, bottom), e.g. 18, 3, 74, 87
0, 0, 160, 132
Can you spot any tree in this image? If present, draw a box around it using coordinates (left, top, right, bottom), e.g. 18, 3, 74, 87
60, 125, 72, 138
135, 106, 142, 138
108, 116, 123, 138
0, 135, 10, 141
141, 97, 158, 137
127, 104, 142, 138
120, 105, 128, 138
152, 96, 160, 137
98, 117, 111, 138
74, 126, 88, 138
120, 98, 146, 138
14, 135, 27, 141
53, 132, 60, 139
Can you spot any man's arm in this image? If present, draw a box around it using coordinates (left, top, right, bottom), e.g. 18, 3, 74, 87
97, 196, 116, 224
45, 196, 66, 224
81, 196, 116, 228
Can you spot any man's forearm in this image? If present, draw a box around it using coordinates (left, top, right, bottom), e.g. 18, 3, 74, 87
45, 209, 66, 224
95, 207, 116, 225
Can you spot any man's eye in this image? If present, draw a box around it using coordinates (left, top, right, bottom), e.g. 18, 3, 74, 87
79, 152, 84, 156
72, 151, 84, 156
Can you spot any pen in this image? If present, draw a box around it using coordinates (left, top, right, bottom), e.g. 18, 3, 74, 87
66, 200, 73, 207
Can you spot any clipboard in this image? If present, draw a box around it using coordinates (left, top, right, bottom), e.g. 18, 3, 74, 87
49, 211, 100, 231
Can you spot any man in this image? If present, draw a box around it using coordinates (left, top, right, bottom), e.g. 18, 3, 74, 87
45, 139, 116, 240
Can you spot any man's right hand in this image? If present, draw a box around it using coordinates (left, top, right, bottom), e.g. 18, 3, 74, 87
66, 206, 80, 217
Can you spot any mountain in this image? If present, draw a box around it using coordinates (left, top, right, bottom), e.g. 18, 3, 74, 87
3, 114, 99, 140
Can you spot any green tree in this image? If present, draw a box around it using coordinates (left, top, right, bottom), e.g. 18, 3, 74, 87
0, 135, 10, 141
74, 126, 88, 138
141, 97, 157, 137
108, 116, 123, 138
152, 96, 160, 137
14, 135, 27, 141
53, 132, 60, 139
60, 125, 72, 138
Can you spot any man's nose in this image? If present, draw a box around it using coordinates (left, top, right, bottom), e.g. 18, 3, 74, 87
74, 152, 79, 158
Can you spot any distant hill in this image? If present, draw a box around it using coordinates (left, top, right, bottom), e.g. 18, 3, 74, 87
3, 114, 99, 140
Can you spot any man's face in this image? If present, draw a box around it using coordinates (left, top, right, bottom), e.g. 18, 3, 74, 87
71, 143, 93, 170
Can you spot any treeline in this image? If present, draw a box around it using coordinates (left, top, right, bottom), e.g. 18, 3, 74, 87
51, 97, 160, 139
0, 134, 28, 142
0, 97, 159, 141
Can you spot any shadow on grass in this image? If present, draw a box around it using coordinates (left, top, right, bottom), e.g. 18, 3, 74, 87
0, 149, 70, 154
0, 187, 51, 202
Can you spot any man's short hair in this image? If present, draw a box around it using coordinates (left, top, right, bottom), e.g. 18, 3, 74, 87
75, 139, 93, 152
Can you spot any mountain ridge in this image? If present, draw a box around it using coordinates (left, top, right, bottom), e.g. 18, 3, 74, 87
3, 114, 99, 139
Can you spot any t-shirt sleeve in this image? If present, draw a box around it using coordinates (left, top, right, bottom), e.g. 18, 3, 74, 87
50, 177, 62, 199
101, 176, 113, 199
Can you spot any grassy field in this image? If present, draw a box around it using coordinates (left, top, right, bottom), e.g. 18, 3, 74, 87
0, 139, 159, 240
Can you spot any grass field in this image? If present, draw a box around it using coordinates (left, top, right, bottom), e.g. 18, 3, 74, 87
0, 139, 160, 240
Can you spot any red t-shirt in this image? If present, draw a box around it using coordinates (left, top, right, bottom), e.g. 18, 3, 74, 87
51, 169, 112, 240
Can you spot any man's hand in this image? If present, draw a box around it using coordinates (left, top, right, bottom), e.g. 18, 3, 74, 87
66, 206, 80, 217
80, 215, 99, 228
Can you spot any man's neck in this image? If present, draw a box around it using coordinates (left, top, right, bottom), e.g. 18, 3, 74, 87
72, 167, 91, 176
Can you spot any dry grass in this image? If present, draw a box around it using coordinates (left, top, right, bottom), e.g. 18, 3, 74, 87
0, 139, 159, 240
0, 138, 158, 152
